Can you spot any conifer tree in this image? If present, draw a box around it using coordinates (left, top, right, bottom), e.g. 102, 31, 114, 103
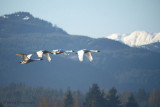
85, 83, 106, 107
135, 88, 148, 107
106, 87, 121, 107
125, 93, 139, 107
63, 89, 73, 107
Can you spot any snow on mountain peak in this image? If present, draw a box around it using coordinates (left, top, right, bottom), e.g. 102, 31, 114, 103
23, 16, 30, 20
1, 15, 8, 19
107, 33, 126, 41
106, 31, 160, 47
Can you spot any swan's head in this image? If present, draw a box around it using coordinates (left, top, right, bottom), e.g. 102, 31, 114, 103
19, 61, 27, 64
75, 51, 78, 54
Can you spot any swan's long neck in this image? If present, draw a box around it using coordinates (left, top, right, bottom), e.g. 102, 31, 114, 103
51, 52, 56, 54
34, 58, 43, 61
65, 50, 74, 52
90, 50, 100, 52
51, 51, 60, 54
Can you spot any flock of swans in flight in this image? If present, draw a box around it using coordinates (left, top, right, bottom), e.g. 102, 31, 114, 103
16, 49, 100, 64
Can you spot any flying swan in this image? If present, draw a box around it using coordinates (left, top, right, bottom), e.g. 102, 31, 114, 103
51, 49, 74, 55
34, 50, 51, 62
16, 54, 42, 64
77, 49, 100, 62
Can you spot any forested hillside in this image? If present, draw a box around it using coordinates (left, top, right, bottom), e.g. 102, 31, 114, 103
1, 83, 159, 107
0, 12, 67, 34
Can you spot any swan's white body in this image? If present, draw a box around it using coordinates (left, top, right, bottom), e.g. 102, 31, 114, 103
34, 50, 51, 62
51, 49, 74, 55
16, 54, 42, 64
77, 49, 100, 62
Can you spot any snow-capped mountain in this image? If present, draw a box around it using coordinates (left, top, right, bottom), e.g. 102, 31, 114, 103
106, 31, 160, 47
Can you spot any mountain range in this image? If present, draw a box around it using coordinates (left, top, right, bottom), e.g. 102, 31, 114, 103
0, 12, 160, 92
106, 31, 160, 52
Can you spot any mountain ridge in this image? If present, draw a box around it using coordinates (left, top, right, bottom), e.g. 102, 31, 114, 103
106, 31, 160, 47
0, 12, 68, 35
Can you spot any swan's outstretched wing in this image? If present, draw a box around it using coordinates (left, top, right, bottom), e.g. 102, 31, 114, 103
27, 54, 32, 59
16, 54, 29, 61
85, 52, 93, 62
77, 50, 84, 62
64, 50, 74, 55
61, 51, 68, 55
51, 50, 59, 54
44, 53, 51, 62
36, 50, 43, 58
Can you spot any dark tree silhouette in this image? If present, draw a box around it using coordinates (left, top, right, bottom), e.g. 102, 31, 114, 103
0, 103, 4, 107
63, 89, 73, 107
106, 87, 122, 107
135, 88, 148, 107
85, 83, 106, 107
125, 93, 139, 107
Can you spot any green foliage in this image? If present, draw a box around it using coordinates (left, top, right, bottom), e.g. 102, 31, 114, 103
125, 93, 139, 107
85, 83, 106, 107
0, 103, 4, 107
0, 12, 67, 34
106, 87, 122, 107
0, 83, 64, 107
135, 88, 148, 107
0, 83, 158, 107
63, 89, 73, 107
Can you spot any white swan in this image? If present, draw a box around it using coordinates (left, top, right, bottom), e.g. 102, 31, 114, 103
51, 49, 74, 55
16, 54, 42, 64
77, 49, 100, 62
34, 50, 51, 62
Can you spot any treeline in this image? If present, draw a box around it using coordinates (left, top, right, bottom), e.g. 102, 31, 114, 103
0, 83, 160, 107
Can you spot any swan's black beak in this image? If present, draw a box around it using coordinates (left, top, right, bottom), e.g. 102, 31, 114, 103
34, 52, 37, 54
18, 61, 22, 64
98, 50, 100, 52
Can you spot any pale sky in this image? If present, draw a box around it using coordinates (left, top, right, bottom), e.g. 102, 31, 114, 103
0, 0, 160, 38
